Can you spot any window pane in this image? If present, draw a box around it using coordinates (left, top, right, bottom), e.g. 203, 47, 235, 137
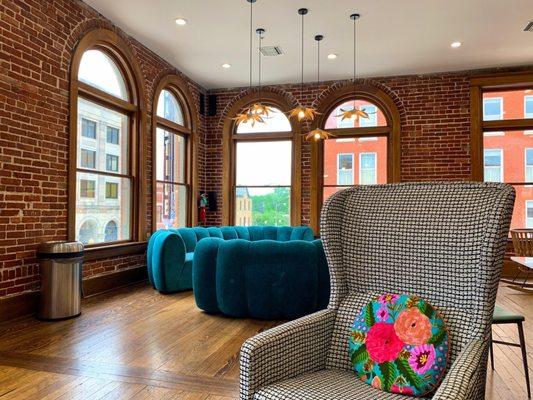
510, 186, 533, 230
324, 136, 387, 187
236, 107, 291, 134
236, 141, 291, 186
80, 149, 96, 169
482, 89, 533, 121
78, 49, 128, 100
337, 154, 353, 185
324, 100, 387, 129
106, 126, 119, 145
78, 98, 129, 174
155, 183, 187, 229
157, 90, 184, 125
235, 187, 290, 226
106, 154, 119, 172
156, 128, 186, 183
75, 172, 131, 245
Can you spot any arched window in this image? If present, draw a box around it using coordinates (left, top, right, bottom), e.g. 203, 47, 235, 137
223, 93, 301, 226
69, 30, 145, 250
104, 221, 118, 242
79, 220, 98, 245
311, 84, 401, 232
153, 76, 196, 230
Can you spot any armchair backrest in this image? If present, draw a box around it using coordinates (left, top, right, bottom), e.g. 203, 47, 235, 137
320, 182, 514, 364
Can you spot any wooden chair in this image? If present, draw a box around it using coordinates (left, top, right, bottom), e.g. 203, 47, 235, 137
490, 305, 531, 399
503, 229, 533, 290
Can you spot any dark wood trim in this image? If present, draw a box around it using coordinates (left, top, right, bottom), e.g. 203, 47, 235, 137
470, 85, 483, 181
68, 28, 147, 254
0, 291, 39, 322
482, 118, 533, 131
310, 83, 402, 233
83, 241, 147, 261
470, 72, 533, 88
83, 265, 147, 297
221, 91, 302, 226
151, 74, 199, 231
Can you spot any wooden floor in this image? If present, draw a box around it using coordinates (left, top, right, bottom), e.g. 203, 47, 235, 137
0, 282, 530, 399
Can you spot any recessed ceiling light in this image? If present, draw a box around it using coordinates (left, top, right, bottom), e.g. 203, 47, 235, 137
175, 18, 187, 26
327, 53, 338, 60
450, 41, 462, 48
221, 63, 231, 69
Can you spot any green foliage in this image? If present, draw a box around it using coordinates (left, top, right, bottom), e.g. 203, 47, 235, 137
249, 187, 290, 226
350, 344, 368, 366
419, 301, 434, 319
379, 361, 396, 392
364, 303, 375, 327
427, 330, 447, 346
395, 357, 422, 390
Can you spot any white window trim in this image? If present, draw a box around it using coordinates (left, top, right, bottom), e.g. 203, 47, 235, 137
483, 148, 503, 183
525, 95, 533, 119
483, 97, 503, 121
359, 152, 377, 185
525, 148, 533, 183
526, 200, 533, 229
337, 153, 354, 185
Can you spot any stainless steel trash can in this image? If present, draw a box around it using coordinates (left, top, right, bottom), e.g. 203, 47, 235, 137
37, 241, 84, 320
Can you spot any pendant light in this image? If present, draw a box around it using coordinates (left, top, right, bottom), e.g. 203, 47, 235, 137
288, 8, 319, 122
306, 35, 334, 141
335, 13, 371, 123
248, 28, 273, 117
234, 0, 267, 127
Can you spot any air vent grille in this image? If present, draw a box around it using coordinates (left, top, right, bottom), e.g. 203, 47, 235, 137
525, 21, 533, 32
260, 46, 283, 56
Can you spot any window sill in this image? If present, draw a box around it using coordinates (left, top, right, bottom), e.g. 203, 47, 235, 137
83, 241, 147, 262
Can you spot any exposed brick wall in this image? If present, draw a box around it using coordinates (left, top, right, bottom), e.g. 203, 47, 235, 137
204, 68, 533, 227
0, 0, 206, 300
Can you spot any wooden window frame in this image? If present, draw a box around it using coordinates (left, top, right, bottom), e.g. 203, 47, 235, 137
151, 75, 198, 231
222, 92, 302, 226
310, 84, 401, 233
69, 29, 147, 260
470, 72, 533, 182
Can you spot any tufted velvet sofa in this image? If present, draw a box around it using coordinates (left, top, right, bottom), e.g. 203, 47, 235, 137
147, 226, 316, 294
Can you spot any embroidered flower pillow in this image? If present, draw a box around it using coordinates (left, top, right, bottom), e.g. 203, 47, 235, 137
349, 294, 450, 397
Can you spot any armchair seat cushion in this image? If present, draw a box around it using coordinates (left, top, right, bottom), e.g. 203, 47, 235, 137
254, 369, 428, 400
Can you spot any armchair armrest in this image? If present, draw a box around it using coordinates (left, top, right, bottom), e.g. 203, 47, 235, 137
432, 338, 486, 400
239, 309, 336, 400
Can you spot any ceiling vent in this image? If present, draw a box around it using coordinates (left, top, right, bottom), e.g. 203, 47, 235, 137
524, 21, 533, 32
260, 46, 283, 56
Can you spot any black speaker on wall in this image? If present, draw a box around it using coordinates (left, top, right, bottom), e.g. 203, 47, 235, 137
207, 191, 218, 212
199, 93, 206, 116
207, 94, 217, 116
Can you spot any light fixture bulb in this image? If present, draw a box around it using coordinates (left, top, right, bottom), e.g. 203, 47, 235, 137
221, 63, 231, 69
450, 41, 462, 48
314, 133, 321, 139
175, 18, 187, 26
298, 110, 306, 119
327, 53, 338, 60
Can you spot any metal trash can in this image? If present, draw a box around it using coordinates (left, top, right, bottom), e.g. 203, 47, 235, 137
37, 241, 84, 320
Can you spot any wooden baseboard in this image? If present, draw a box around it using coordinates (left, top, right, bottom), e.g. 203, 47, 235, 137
0, 266, 147, 322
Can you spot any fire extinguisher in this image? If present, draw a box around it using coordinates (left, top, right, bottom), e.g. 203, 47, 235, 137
198, 192, 208, 225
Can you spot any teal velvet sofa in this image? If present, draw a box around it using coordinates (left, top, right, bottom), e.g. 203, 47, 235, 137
193, 237, 329, 320
147, 226, 316, 294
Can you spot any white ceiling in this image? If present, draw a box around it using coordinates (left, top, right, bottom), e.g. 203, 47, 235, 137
84, 0, 533, 90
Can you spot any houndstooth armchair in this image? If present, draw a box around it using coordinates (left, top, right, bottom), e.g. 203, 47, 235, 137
240, 182, 515, 400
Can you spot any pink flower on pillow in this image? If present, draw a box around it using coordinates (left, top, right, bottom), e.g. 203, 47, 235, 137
371, 376, 381, 389
394, 308, 432, 345
409, 344, 436, 374
391, 385, 414, 395
376, 305, 389, 321
366, 322, 404, 363
378, 294, 399, 304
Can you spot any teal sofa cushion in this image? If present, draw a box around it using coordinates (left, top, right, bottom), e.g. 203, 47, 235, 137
151, 230, 190, 293
194, 237, 330, 319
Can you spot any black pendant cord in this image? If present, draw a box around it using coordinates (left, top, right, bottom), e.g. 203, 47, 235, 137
317, 38, 321, 87
249, 0, 253, 93
301, 12, 304, 98
353, 15, 356, 96
258, 31, 262, 102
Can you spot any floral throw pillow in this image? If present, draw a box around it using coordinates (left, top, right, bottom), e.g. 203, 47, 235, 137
349, 294, 450, 397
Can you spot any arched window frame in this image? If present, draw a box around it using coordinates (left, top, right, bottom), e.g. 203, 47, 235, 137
152, 75, 198, 230
310, 84, 401, 232
222, 92, 302, 226
68, 29, 147, 257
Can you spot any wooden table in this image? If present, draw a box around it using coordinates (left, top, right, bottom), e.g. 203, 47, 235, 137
501, 257, 533, 291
